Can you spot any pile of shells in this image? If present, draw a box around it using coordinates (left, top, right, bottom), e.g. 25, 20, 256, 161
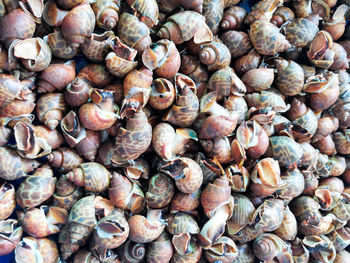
0, 0, 350, 262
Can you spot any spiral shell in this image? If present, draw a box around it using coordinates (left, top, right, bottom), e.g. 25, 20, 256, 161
249, 20, 291, 55
163, 74, 199, 127
157, 11, 213, 45
0, 182, 15, 220
92, 208, 129, 254
109, 172, 145, 214
18, 206, 68, 238
161, 157, 203, 194
16, 165, 56, 209
199, 41, 231, 71
61, 3, 95, 47
128, 209, 165, 243
146, 173, 175, 209
0, 219, 23, 256
147, 231, 173, 263
113, 109, 152, 165
117, 12, 151, 53
65, 162, 110, 193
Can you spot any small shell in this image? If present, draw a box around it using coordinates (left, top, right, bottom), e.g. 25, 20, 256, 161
0, 182, 15, 220
146, 173, 175, 209
160, 157, 203, 194
128, 209, 165, 243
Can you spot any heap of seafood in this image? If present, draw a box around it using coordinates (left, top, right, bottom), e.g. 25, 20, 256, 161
0, 0, 350, 262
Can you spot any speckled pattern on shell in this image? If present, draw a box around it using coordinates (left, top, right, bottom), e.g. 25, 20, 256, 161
78, 162, 110, 192
160, 11, 213, 44
293, 108, 318, 136
275, 59, 304, 96
0, 148, 31, 181
253, 198, 285, 232
115, 110, 152, 161
16, 176, 56, 208
61, 3, 96, 45
202, 0, 224, 34
92, 0, 120, 27
146, 174, 175, 209
270, 136, 303, 166
249, 20, 291, 55
36, 93, 66, 126
117, 13, 150, 49
127, 0, 158, 25
285, 18, 319, 47
46, 31, 79, 60
166, 212, 200, 235
69, 195, 97, 227
163, 85, 199, 127
221, 30, 252, 59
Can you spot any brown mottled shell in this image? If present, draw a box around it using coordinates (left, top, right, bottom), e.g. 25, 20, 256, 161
221, 30, 252, 59
66, 162, 111, 193
205, 236, 238, 263
0, 182, 15, 220
202, 0, 224, 34
45, 31, 79, 60
142, 39, 180, 79
92, 0, 120, 30
252, 198, 285, 232
199, 41, 231, 71
36, 92, 66, 130
0, 74, 24, 107
333, 130, 350, 155
201, 137, 234, 164
157, 11, 213, 45
126, 0, 158, 27
275, 59, 304, 96
201, 176, 232, 218
16, 166, 56, 209
15, 237, 59, 263
0, 9, 36, 48
227, 194, 255, 235
11, 37, 52, 72
207, 67, 246, 98
128, 210, 165, 243
161, 157, 203, 194
163, 74, 199, 127
38, 61, 76, 93
80, 31, 114, 62
18, 206, 68, 238
273, 207, 297, 241
146, 173, 175, 209
166, 212, 200, 235
271, 6, 295, 27
105, 51, 138, 78
233, 48, 261, 76
113, 110, 152, 164
220, 6, 247, 31
241, 68, 274, 92
171, 190, 201, 213
78, 64, 114, 87
149, 78, 176, 110
109, 172, 145, 214
92, 208, 129, 253
61, 3, 96, 47
68, 195, 98, 246
275, 169, 305, 200
147, 231, 173, 263
0, 147, 40, 181
47, 147, 83, 173
171, 241, 202, 263
270, 136, 303, 167
285, 18, 319, 47
249, 20, 291, 55
253, 233, 293, 262
118, 12, 151, 53
52, 175, 82, 211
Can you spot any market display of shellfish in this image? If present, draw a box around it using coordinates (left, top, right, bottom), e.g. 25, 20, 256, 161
0, 0, 350, 262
